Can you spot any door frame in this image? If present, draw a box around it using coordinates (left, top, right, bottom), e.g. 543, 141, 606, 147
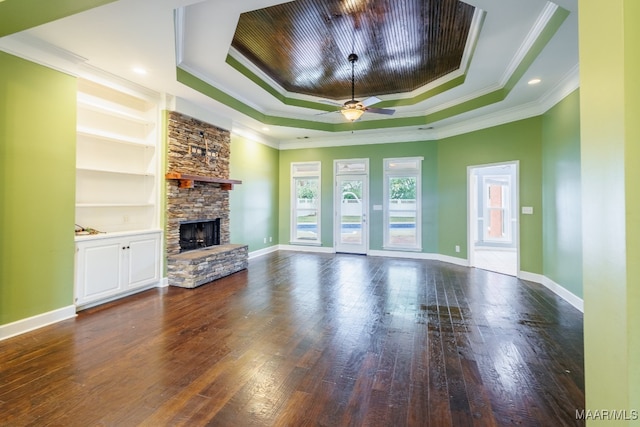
467, 161, 520, 274
334, 159, 369, 254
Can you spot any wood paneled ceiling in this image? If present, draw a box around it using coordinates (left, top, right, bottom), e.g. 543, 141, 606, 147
231, 0, 476, 100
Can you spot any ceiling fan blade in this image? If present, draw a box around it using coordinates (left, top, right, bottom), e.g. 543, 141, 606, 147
362, 96, 381, 107
366, 107, 395, 115
317, 99, 343, 106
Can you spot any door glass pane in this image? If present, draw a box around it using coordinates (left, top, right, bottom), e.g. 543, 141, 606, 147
484, 181, 510, 242
388, 177, 417, 246
487, 184, 504, 238
340, 179, 363, 244
295, 177, 318, 240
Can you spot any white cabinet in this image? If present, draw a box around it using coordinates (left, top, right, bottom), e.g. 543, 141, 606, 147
75, 231, 161, 308
75, 79, 159, 233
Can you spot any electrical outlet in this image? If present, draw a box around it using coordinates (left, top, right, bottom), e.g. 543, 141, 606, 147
263, 237, 267, 244
269, 237, 272, 242
455, 245, 460, 253
123, 215, 129, 223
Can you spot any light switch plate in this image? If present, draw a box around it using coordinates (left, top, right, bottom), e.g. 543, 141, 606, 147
522, 206, 534, 214
373, 205, 383, 211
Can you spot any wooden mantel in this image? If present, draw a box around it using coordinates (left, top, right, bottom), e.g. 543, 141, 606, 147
165, 172, 242, 190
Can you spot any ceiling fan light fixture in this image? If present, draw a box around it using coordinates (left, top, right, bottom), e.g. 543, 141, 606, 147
341, 107, 365, 122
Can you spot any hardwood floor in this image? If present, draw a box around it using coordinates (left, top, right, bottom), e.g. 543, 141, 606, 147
0, 251, 585, 426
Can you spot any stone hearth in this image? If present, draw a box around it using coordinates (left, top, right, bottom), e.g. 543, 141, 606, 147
166, 111, 247, 288
167, 244, 248, 289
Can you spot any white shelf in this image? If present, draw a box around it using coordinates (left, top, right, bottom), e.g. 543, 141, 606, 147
76, 167, 154, 177
76, 203, 155, 208
77, 92, 153, 125
77, 126, 153, 147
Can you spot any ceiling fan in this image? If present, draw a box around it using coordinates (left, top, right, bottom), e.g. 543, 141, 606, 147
323, 53, 396, 122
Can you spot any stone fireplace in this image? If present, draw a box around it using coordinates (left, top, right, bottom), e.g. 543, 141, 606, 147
166, 112, 247, 288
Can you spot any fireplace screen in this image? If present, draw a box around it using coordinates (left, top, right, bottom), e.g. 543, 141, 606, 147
179, 219, 220, 252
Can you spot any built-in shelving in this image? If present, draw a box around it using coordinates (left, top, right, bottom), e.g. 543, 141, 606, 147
75, 79, 160, 234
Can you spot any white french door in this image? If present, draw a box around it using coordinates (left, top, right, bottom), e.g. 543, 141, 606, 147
334, 160, 369, 254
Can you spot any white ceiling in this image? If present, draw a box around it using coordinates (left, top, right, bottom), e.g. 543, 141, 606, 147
0, 0, 579, 148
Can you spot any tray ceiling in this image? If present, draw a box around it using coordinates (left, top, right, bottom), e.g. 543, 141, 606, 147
231, 0, 475, 100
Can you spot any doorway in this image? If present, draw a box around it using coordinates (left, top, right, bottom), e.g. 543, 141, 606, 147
468, 162, 519, 276
334, 159, 369, 254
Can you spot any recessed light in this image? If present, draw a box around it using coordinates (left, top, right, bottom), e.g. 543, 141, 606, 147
262, 127, 269, 131
133, 67, 147, 75
528, 78, 542, 85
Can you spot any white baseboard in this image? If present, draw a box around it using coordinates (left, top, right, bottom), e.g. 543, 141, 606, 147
278, 244, 335, 254
519, 271, 584, 312
0, 305, 76, 341
438, 254, 470, 267
368, 250, 469, 267
248, 245, 280, 259
157, 277, 169, 288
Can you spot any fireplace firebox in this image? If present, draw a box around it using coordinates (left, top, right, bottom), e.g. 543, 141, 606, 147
179, 219, 220, 252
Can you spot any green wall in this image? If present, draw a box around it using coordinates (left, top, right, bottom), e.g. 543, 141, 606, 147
0, 52, 77, 325
437, 118, 543, 273
278, 141, 439, 252
579, 0, 640, 418
229, 135, 280, 251
542, 90, 583, 298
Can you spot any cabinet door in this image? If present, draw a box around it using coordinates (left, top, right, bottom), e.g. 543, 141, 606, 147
76, 239, 124, 305
126, 234, 160, 289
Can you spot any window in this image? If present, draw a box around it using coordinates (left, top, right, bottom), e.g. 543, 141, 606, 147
383, 157, 422, 250
291, 162, 321, 244
483, 176, 512, 243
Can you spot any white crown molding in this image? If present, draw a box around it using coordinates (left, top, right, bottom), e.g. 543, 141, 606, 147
0, 32, 161, 101
537, 63, 580, 112
174, 7, 186, 65
0, 32, 86, 76
173, 96, 234, 133
277, 62, 579, 150
178, 62, 267, 114
232, 123, 281, 149
500, 1, 559, 86
435, 65, 579, 139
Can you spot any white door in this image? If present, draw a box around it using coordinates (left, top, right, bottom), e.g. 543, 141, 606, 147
335, 172, 368, 254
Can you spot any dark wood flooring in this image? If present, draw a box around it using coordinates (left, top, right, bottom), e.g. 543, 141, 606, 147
0, 251, 585, 426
